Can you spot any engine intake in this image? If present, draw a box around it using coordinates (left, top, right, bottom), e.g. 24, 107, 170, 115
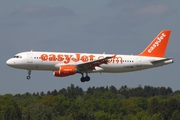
53, 66, 77, 77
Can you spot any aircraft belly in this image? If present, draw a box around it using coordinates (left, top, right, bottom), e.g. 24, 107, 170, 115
25, 61, 57, 70
100, 64, 137, 73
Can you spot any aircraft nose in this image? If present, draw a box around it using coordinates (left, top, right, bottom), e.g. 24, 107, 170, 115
6, 59, 14, 66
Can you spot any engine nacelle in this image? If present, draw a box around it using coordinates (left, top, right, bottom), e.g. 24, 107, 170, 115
53, 66, 77, 77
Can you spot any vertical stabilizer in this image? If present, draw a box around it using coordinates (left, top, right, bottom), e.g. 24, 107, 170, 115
138, 30, 171, 57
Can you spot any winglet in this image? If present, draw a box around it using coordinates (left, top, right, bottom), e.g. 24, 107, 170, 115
112, 54, 117, 59
138, 30, 171, 58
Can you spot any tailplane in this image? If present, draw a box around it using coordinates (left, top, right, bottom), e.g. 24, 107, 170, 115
138, 30, 171, 58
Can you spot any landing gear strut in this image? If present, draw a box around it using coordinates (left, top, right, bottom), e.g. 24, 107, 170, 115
80, 73, 90, 82
26, 70, 31, 80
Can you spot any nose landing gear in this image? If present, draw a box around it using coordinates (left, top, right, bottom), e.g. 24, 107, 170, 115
26, 70, 31, 80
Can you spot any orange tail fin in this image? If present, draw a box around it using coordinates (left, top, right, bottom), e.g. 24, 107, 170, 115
138, 30, 171, 58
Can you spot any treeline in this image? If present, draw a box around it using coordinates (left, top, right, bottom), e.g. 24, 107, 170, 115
0, 84, 180, 120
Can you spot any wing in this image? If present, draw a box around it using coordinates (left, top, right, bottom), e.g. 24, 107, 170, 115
76, 54, 116, 72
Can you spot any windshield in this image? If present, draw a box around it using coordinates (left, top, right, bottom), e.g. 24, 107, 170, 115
13, 55, 22, 58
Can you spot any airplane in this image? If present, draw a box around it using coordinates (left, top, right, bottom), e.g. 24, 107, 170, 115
6, 30, 173, 82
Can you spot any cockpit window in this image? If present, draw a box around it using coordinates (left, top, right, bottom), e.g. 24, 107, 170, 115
13, 55, 22, 58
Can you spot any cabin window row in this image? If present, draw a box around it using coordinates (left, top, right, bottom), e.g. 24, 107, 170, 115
34, 57, 134, 63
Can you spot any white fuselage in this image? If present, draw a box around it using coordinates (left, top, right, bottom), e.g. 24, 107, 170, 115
6, 51, 173, 73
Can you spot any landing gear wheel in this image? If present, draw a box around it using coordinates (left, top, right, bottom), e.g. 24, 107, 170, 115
26, 76, 31, 80
80, 72, 91, 82
80, 77, 85, 82
80, 76, 90, 82
27, 70, 31, 80
85, 76, 90, 82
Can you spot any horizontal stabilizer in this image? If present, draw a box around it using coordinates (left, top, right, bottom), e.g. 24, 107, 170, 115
151, 58, 173, 64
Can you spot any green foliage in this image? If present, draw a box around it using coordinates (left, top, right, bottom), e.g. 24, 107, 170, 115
0, 85, 179, 119
150, 113, 163, 120
0, 94, 22, 120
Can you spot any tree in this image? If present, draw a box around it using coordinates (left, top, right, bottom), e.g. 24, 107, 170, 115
122, 99, 138, 115
1, 94, 22, 120
164, 97, 180, 119
40, 91, 45, 96
0, 85, 179, 119
148, 97, 161, 115
171, 110, 180, 120
95, 111, 110, 120
150, 113, 163, 120
109, 85, 117, 95
58, 88, 67, 95
51, 89, 58, 96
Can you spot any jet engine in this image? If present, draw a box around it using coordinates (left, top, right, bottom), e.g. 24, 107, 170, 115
53, 66, 77, 77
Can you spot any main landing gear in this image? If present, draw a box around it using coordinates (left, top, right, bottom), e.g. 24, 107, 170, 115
80, 73, 90, 82
26, 70, 31, 80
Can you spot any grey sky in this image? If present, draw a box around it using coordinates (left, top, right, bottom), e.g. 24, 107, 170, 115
1, 0, 180, 94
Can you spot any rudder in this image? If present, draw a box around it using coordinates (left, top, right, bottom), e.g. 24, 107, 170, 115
138, 30, 171, 58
